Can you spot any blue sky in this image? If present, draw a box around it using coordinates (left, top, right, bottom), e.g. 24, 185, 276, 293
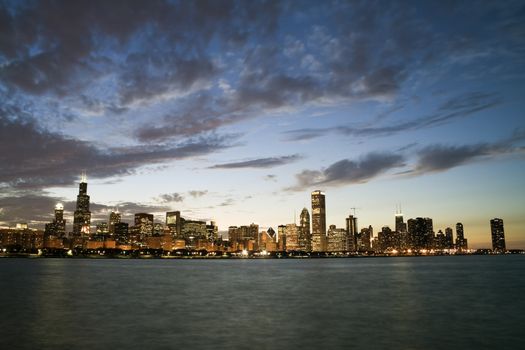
1, 0, 524, 248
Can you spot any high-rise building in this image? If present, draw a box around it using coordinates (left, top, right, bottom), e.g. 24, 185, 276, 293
46, 203, 67, 237
108, 210, 121, 235
96, 222, 109, 236
444, 227, 454, 249
206, 221, 219, 241
166, 211, 181, 236
299, 208, 311, 251
407, 217, 433, 250
73, 173, 91, 236
345, 214, 358, 251
455, 223, 468, 250
395, 211, 407, 234
357, 226, 372, 251
134, 213, 154, 236
284, 224, 300, 251
114, 222, 129, 243
395, 211, 410, 250
311, 190, 327, 252
327, 225, 347, 252
490, 218, 506, 252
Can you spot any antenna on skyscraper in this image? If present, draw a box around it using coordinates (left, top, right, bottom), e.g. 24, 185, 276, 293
80, 170, 87, 183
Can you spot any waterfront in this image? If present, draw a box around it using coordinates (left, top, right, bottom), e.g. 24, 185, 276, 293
1, 256, 524, 349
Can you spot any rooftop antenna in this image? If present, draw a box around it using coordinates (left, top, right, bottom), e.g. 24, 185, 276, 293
80, 171, 87, 183
351, 207, 360, 216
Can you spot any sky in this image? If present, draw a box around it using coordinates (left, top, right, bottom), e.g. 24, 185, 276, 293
0, 0, 524, 248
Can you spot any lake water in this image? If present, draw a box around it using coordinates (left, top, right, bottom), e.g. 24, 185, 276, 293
0, 256, 524, 349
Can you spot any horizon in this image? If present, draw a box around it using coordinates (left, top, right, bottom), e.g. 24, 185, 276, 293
1, 1, 524, 249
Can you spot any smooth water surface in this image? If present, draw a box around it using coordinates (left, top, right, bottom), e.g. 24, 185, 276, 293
1, 256, 524, 349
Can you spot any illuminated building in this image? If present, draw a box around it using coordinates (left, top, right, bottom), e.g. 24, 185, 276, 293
284, 224, 299, 251
108, 210, 121, 235
357, 226, 372, 251
206, 221, 219, 240
277, 225, 286, 251
327, 225, 346, 252
345, 214, 358, 251
299, 207, 311, 251
407, 217, 434, 250
45, 203, 66, 237
73, 173, 91, 236
378, 226, 394, 252
395, 211, 409, 249
134, 213, 154, 236
153, 222, 164, 236
114, 222, 129, 243
445, 227, 454, 249
490, 218, 506, 252
166, 211, 181, 236
229, 224, 259, 250
96, 222, 109, 236
435, 230, 446, 250
259, 229, 277, 252
311, 190, 327, 252
455, 223, 468, 250
181, 219, 208, 239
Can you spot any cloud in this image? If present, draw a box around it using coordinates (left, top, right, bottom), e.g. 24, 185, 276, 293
264, 174, 277, 182
158, 193, 184, 203
0, 115, 235, 190
409, 130, 525, 175
288, 152, 405, 190
188, 190, 208, 198
0, 193, 171, 228
209, 154, 303, 169
282, 91, 502, 141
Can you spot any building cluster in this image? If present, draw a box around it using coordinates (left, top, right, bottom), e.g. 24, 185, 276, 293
0, 178, 510, 255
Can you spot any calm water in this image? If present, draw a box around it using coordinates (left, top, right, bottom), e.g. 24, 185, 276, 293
1, 256, 524, 349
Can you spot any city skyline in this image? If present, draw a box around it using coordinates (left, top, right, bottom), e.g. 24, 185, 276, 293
1, 1, 524, 249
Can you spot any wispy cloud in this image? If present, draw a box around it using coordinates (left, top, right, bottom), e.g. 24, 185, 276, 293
282, 91, 503, 141
209, 154, 303, 169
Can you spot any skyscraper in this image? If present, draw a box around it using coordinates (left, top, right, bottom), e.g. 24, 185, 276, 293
134, 213, 154, 236
395, 211, 409, 250
108, 210, 121, 235
407, 217, 433, 250
45, 203, 66, 237
345, 214, 358, 251
299, 207, 311, 251
445, 227, 454, 249
490, 218, 506, 252
73, 173, 91, 236
311, 190, 327, 252
455, 223, 468, 250
166, 211, 181, 236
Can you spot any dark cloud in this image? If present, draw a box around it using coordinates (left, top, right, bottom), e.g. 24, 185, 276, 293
282, 91, 502, 141
410, 130, 525, 174
157, 193, 184, 203
1, 0, 521, 145
188, 190, 208, 198
264, 174, 277, 182
288, 152, 405, 190
209, 154, 302, 169
0, 115, 235, 190
0, 194, 171, 228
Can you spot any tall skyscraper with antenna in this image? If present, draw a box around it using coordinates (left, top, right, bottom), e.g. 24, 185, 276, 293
73, 172, 91, 236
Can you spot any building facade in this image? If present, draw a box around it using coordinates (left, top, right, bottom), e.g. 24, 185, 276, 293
311, 190, 327, 252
